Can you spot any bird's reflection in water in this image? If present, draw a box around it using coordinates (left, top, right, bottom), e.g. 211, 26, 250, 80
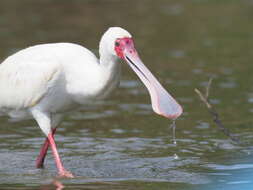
52, 180, 65, 190
38, 177, 118, 190
39, 179, 64, 190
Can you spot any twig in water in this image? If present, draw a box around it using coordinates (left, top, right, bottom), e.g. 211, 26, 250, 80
195, 78, 240, 143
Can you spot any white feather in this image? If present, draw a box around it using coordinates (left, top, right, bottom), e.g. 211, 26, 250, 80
0, 27, 132, 135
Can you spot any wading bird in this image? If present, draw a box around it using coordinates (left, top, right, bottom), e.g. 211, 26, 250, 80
0, 27, 182, 177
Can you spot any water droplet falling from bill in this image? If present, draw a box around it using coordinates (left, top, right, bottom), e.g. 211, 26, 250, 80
169, 119, 179, 159
170, 119, 177, 145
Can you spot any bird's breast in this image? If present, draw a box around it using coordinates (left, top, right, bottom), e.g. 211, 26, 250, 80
66, 62, 121, 105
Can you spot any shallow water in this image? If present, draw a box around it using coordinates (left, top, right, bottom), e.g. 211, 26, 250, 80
1, 0, 253, 189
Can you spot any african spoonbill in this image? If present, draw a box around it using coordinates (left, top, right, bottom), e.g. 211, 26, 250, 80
0, 27, 183, 177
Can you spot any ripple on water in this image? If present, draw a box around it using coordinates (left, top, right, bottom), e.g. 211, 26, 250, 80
192, 68, 203, 74
69, 110, 117, 120
219, 81, 237, 89
120, 80, 141, 88
195, 121, 210, 129
227, 180, 252, 185
118, 103, 152, 115
168, 49, 186, 58
161, 4, 184, 16
70, 156, 210, 185
206, 163, 253, 171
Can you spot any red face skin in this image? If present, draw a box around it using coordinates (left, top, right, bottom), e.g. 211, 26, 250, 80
114, 37, 137, 60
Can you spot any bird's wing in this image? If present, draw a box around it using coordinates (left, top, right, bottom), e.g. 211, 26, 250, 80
0, 58, 62, 110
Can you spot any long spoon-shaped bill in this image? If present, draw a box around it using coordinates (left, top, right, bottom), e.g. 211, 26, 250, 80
123, 48, 183, 119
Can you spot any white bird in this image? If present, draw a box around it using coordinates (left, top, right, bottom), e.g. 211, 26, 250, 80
0, 27, 183, 178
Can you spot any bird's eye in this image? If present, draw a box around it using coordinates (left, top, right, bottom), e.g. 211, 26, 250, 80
115, 42, 120, 47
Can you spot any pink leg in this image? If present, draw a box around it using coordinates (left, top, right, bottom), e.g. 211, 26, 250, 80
47, 131, 74, 178
36, 128, 57, 168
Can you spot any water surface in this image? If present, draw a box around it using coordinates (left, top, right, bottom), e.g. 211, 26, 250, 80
0, 0, 253, 189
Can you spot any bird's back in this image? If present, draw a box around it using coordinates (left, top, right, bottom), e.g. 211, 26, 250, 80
0, 43, 99, 115
2, 43, 98, 68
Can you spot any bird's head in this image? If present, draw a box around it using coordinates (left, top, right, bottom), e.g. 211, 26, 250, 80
99, 27, 132, 57
99, 27, 183, 120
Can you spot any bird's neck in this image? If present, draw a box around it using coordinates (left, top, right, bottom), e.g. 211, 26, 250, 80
95, 52, 121, 99
99, 51, 118, 67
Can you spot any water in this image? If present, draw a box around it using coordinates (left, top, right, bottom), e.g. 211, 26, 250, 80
0, 0, 253, 189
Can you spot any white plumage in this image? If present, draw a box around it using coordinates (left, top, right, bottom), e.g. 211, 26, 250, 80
0, 42, 120, 132
0, 27, 182, 177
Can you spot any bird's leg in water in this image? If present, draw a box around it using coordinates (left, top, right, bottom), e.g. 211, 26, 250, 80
36, 128, 57, 168
47, 131, 74, 178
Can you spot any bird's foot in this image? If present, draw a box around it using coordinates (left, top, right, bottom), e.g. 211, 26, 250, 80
58, 170, 74, 178
36, 161, 44, 168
